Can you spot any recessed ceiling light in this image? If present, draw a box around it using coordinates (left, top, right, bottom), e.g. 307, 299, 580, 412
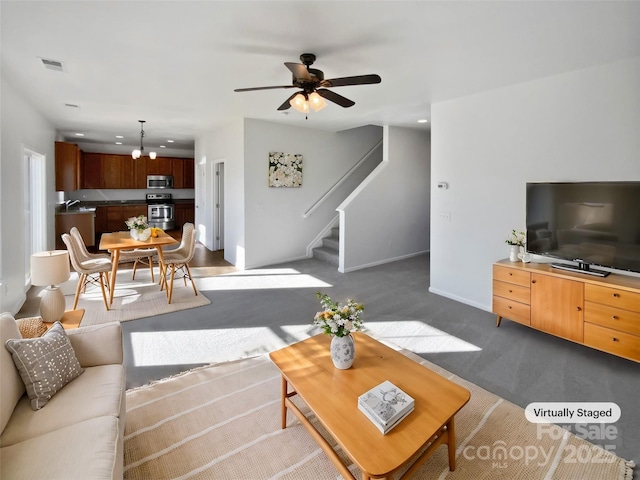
74, 133, 85, 137
115, 135, 124, 139
417, 119, 429, 124
167, 140, 174, 143
160, 145, 166, 148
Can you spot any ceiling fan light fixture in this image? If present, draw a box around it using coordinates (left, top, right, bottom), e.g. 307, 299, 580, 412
308, 92, 327, 112
290, 93, 309, 113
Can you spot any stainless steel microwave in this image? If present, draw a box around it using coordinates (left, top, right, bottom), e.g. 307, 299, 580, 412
147, 175, 173, 189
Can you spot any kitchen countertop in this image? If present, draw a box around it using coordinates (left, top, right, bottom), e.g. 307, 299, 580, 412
56, 199, 194, 213
56, 207, 96, 215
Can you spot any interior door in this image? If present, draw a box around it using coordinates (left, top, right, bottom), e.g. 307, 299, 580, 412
215, 162, 225, 251
195, 161, 213, 250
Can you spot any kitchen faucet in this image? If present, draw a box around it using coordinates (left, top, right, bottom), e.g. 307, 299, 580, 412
65, 199, 80, 210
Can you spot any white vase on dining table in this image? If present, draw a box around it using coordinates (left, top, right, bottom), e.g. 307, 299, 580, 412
130, 227, 152, 241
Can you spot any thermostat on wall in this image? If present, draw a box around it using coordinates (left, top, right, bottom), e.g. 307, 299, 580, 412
437, 182, 449, 190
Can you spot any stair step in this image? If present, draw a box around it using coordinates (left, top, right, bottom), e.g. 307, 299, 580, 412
330, 227, 340, 239
313, 246, 339, 266
322, 236, 339, 251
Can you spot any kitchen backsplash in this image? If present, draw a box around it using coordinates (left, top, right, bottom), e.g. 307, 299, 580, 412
62, 189, 195, 203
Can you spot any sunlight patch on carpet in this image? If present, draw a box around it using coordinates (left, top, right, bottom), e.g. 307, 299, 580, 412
130, 327, 291, 366
195, 268, 332, 291
363, 320, 482, 354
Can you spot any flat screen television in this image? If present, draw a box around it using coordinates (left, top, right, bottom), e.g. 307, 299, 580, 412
526, 182, 640, 277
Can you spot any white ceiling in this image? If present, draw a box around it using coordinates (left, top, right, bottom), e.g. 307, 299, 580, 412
2, 1, 640, 156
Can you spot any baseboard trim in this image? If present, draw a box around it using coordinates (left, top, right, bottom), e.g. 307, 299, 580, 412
340, 250, 429, 273
428, 286, 491, 312
244, 254, 311, 270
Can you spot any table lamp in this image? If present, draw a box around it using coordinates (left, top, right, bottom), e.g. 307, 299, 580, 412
30, 250, 71, 323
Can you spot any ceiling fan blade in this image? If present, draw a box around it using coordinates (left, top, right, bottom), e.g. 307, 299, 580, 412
316, 89, 355, 108
322, 74, 382, 88
234, 85, 296, 92
284, 62, 312, 81
277, 92, 300, 111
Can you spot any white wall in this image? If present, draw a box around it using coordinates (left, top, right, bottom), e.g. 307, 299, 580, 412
430, 56, 640, 310
242, 120, 383, 269
339, 126, 431, 272
195, 120, 245, 268
1, 76, 56, 314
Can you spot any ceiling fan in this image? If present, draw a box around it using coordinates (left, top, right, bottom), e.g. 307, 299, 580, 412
234, 53, 382, 116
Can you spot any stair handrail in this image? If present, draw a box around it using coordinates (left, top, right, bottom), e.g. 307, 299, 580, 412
303, 139, 383, 219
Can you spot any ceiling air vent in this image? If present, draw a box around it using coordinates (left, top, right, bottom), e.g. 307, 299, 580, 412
40, 58, 64, 72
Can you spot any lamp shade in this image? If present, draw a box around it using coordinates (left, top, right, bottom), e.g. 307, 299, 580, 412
31, 250, 71, 287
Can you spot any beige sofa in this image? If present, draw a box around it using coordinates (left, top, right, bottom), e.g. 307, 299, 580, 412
0, 312, 125, 479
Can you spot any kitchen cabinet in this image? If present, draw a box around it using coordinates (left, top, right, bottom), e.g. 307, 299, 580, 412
104, 205, 147, 232
172, 159, 184, 188
55, 141, 81, 191
147, 157, 173, 176
106, 206, 123, 232
102, 155, 136, 189
122, 205, 147, 222
182, 158, 195, 188
102, 155, 122, 189
94, 206, 108, 237
174, 202, 195, 228
55, 211, 95, 249
82, 153, 103, 189
171, 158, 195, 188
493, 259, 640, 362
133, 157, 148, 189
80, 152, 194, 189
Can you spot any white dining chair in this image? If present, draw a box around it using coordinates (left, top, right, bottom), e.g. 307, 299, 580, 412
117, 247, 158, 282
156, 222, 198, 304
61, 232, 112, 311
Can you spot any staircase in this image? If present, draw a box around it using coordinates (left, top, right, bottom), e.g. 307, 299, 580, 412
312, 227, 339, 266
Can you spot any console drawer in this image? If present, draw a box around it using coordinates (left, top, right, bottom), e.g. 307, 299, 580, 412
585, 284, 640, 312
493, 280, 530, 305
493, 265, 530, 287
584, 302, 640, 336
584, 323, 640, 362
493, 296, 530, 326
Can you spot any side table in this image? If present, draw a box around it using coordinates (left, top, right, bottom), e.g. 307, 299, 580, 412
45, 309, 85, 331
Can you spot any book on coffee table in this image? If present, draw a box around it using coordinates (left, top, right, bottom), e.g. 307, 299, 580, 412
358, 380, 415, 434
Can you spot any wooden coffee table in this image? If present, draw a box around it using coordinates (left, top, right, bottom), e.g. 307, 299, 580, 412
269, 333, 470, 480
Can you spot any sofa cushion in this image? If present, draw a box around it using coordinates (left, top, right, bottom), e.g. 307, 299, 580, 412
1, 364, 124, 447
0, 415, 120, 480
0, 313, 26, 434
5, 321, 84, 410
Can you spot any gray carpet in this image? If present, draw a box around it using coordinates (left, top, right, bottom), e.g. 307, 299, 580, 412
120, 253, 639, 466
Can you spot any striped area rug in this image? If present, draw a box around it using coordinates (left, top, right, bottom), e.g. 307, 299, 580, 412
66, 268, 210, 326
123, 351, 634, 480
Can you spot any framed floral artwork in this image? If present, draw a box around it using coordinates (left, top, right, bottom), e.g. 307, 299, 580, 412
269, 152, 303, 187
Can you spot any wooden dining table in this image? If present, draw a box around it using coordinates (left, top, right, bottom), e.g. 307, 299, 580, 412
99, 231, 179, 304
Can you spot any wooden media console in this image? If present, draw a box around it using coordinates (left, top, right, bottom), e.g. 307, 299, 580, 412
493, 259, 640, 363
